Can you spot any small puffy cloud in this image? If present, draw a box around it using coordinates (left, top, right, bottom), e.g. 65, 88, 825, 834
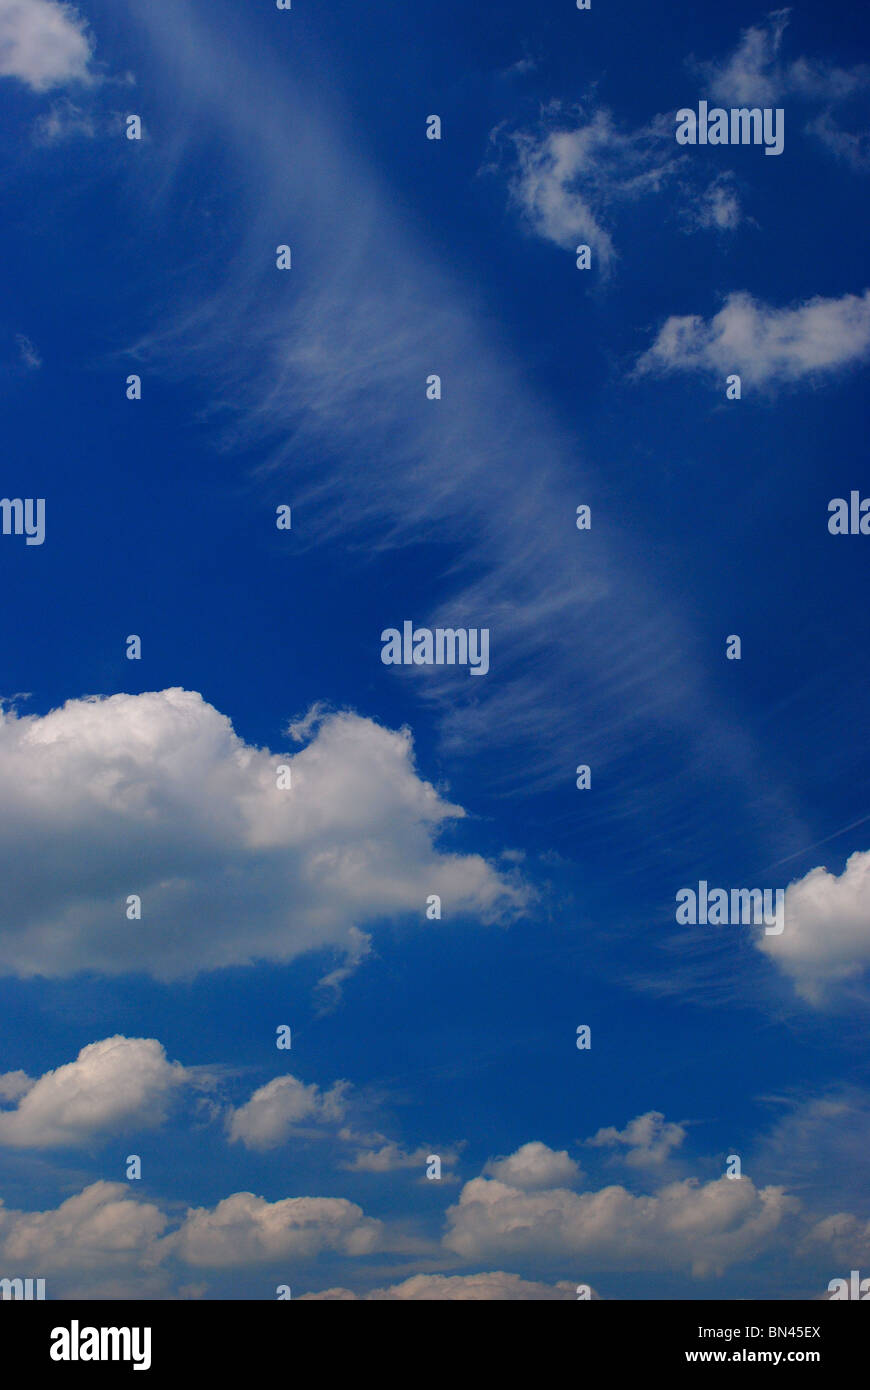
171, 1192, 383, 1267
637, 289, 870, 387
445, 1168, 795, 1277
227, 1075, 349, 1151
301, 1272, 586, 1300
0, 1181, 166, 1273
483, 1141, 581, 1189
587, 1112, 686, 1168
0, 689, 528, 980
495, 106, 675, 270
0, 1036, 193, 1148
0, 0, 95, 92
758, 850, 870, 1005
694, 175, 742, 231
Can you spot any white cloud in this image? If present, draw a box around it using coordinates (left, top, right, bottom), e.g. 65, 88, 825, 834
694, 175, 742, 231
700, 9, 869, 107
227, 1075, 349, 1151
588, 1112, 686, 1168
301, 1272, 586, 1300
758, 850, 870, 1004
0, 1181, 166, 1273
483, 1141, 581, 1189
701, 8, 792, 106
0, 0, 95, 92
0, 689, 528, 980
497, 107, 674, 269
0, 1037, 193, 1148
445, 1168, 795, 1277
344, 1142, 440, 1174
637, 289, 870, 386
171, 1191, 383, 1267
0, 1070, 32, 1101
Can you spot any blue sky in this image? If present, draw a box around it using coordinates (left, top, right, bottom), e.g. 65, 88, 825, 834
0, 0, 868, 1300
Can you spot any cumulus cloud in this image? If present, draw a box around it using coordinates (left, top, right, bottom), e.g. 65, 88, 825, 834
0, 1037, 194, 1148
445, 1168, 795, 1277
587, 1112, 686, 1168
170, 1191, 383, 1267
636, 289, 870, 386
0, 689, 528, 980
0, 1070, 31, 1102
494, 107, 675, 269
483, 1141, 581, 1189
227, 1075, 349, 1151
0, 1181, 166, 1273
0, 0, 95, 92
757, 850, 870, 1004
300, 1272, 586, 1300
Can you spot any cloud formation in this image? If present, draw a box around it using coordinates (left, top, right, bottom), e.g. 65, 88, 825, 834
0, 0, 95, 92
587, 1112, 686, 1168
445, 1168, 794, 1277
495, 107, 674, 269
0, 689, 527, 980
483, 1140, 582, 1189
637, 289, 870, 386
171, 1191, 384, 1267
0, 1037, 193, 1149
227, 1075, 349, 1152
300, 1271, 585, 1300
758, 850, 870, 1004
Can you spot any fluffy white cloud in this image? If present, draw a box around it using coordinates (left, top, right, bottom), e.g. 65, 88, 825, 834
0, 1181, 166, 1273
483, 1141, 581, 1189
588, 1112, 686, 1168
0, 689, 527, 980
227, 1075, 348, 1151
758, 850, 870, 1004
0, 1037, 193, 1148
637, 289, 870, 386
0, 0, 94, 92
300, 1272, 586, 1300
445, 1169, 795, 1277
497, 107, 674, 269
171, 1191, 383, 1267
